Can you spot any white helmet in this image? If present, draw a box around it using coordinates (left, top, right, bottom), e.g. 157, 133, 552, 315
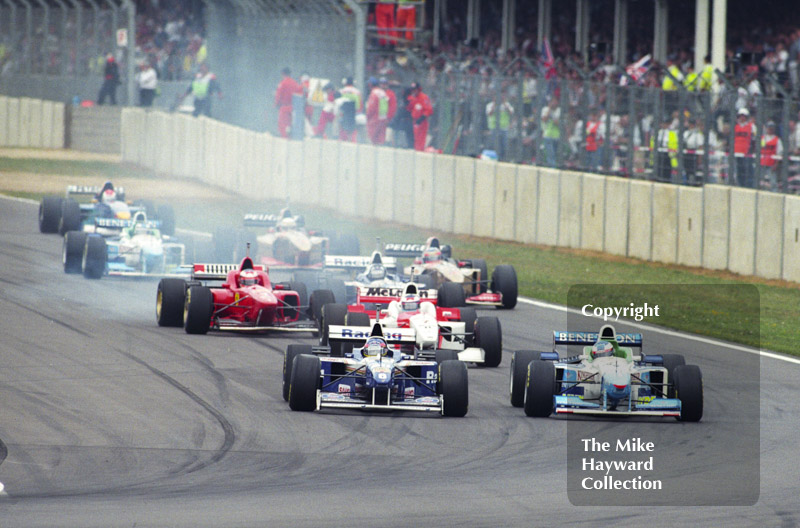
278, 217, 297, 231
367, 264, 386, 281
401, 293, 420, 312
239, 269, 259, 286
102, 188, 117, 203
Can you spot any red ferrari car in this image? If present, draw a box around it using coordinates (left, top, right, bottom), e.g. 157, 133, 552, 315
155, 256, 322, 334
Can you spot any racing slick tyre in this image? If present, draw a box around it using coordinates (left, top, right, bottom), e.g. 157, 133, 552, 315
184, 286, 214, 334
510, 351, 544, 407
458, 307, 477, 341
416, 273, 437, 290
330, 233, 360, 256
133, 199, 157, 218
661, 353, 686, 398
310, 289, 336, 332
328, 278, 347, 305
674, 364, 703, 422
156, 204, 176, 237
63, 230, 87, 273
321, 303, 348, 356
289, 354, 321, 412
288, 281, 309, 316
39, 196, 63, 233
435, 350, 459, 363
474, 316, 502, 368
156, 278, 187, 327
437, 282, 466, 308
212, 227, 235, 261
468, 259, 489, 294
439, 360, 469, 417
293, 270, 322, 292
82, 235, 106, 279
58, 198, 82, 236
283, 344, 313, 402
524, 360, 556, 417
343, 311, 371, 356
491, 265, 518, 309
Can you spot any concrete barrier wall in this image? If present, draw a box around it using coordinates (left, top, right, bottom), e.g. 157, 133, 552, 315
7, 98, 20, 146
782, 195, 800, 283
755, 192, 784, 280
494, 163, 517, 241
472, 160, 496, 238
515, 166, 538, 244
0, 96, 8, 145
114, 109, 800, 284
651, 183, 678, 264
581, 174, 605, 252
728, 188, 758, 276
604, 177, 629, 257
702, 185, 730, 271
677, 186, 703, 267
628, 180, 653, 261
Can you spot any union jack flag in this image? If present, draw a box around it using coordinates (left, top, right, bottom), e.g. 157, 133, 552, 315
540, 38, 557, 79
620, 54, 652, 85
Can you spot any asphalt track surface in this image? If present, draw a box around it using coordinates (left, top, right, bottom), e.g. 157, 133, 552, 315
0, 195, 798, 527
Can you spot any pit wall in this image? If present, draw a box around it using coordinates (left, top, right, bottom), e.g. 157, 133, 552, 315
118, 108, 799, 283
0, 96, 65, 148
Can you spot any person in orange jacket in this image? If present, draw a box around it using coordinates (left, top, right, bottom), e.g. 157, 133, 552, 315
275, 67, 302, 138
407, 82, 432, 151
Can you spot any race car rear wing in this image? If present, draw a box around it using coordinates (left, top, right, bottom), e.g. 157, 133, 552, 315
324, 255, 397, 271
356, 285, 438, 304
327, 325, 416, 345
94, 218, 161, 229
243, 213, 305, 227
66, 185, 126, 199
191, 263, 265, 281
553, 331, 643, 347
383, 243, 429, 258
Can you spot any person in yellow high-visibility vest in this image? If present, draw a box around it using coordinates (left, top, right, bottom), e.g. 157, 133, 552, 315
486, 93, 514, 160
653, 116, 678, 181
661, 58, 683, 91
699, 55, 715, 91
684, 65, 699, 91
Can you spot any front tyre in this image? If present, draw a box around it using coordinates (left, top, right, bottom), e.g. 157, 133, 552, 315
289, 354, 321, 412
284, 344, 313, 402
510, 350, 542, 407
82, 235, 106, 279
674, 365, 703, 422
523, 360, 556, 417
439, 359, 469, 417
475, 316, 502, 368
156, 278, 187, 327
184, 286, 214, 334
63, 230, 87, 273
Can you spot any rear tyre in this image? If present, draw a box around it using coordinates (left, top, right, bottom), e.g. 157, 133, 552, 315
63, 230, 87, 273
510, 350, 542, 407
524, 360, 556, 417
39, 196, 63, 233
156, 278, 186, 327
662, 354, 686, 398
289, 354, 321, 412
328, 278, 347, 305
416, 274, 437, 290
288, 281, 309, 314
284, 344, 313, 401
437, 282, 466, 308
309, 289, 336, 334
475, 316, 502, 368
321, 303, 348, 356
59, 198, 81, 235
491, 265, 518, 309
439, 360, 469, 417
133, 199, 157, 218
469, 258, 489, 293
458, 307, 477, 341
674, 365, 703, 422
82, 235, 106, 279
184, 286, 214, 334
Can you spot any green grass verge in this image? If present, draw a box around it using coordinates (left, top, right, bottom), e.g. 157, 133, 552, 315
0, 157, 157, 179
3, 158, 797, 356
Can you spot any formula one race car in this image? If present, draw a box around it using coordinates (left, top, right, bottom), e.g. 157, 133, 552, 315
62, 211, 189, 279
385, 237, 518, 309
39, 182, 175, 237
509, 325, 703, 421
284, 323, 469, 416
155, 255, 322, 335
320, 282, 503, 367
212, 207, 359, 268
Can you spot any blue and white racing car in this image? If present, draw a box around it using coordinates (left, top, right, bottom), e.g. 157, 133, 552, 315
509, 325, 703, 421
284, 323, 469, 417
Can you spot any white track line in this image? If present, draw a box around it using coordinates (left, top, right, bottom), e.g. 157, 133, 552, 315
6, 193, 796, 365
518, 297, 800, 365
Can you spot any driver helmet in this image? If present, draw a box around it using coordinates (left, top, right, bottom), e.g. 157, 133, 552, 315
591, 340, 615, 360
277, 216, 297, 231
101, 188, 117, 203
367, 264, 386, 281
401, 293, 420, 312
364, 337, 388, 357
239, 269, 259, 286
422, 247, 442, 263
